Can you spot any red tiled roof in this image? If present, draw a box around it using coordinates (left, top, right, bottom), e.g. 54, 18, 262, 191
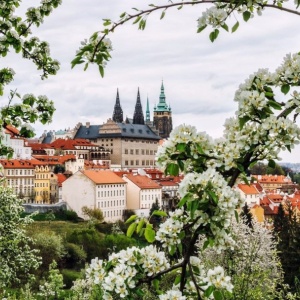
124, 174, 161, 189
253, 175, 292, 184
82, 170, 126, 184
238, 183, 259, 195
0, 159, 36, 169
56, 173, 67, 187
50, 138, 98, 150
267, 194, 283, 203
4, 124, 19, 136
33, 154, 76, 165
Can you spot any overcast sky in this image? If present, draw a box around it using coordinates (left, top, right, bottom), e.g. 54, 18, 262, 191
2, 1, 300, 162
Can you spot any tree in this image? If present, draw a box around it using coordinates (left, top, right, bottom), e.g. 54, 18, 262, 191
273, 201, 300, 290
82, 206, 104, 227
0, 185, 40, 289
68, 2, 300, 299
240, 203, 253, 229
0, 1, 61, 158
149, 198, 162, 227
198, 218, 284, 299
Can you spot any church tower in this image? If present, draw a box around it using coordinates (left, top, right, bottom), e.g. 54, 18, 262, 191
145, 96, 151, 124
153, 81, 172, 139
112, 89, 123, 123
133, 88, 145, 125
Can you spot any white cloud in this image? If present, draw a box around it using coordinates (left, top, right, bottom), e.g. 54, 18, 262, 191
2, 1, 300, 162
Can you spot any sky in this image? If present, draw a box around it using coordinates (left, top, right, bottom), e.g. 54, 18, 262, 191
2, 0, 300, 162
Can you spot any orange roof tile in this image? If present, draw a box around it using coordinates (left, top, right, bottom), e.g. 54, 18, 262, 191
33, 154, 76, 165
0, 159, 35, 169
253, 175, 292, 184
238, 183, 259, 195
50, 138, 98, 150
82, 170, 126, 184
125, 174, 161, 189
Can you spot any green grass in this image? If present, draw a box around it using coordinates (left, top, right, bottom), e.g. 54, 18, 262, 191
26, 220, 87, 237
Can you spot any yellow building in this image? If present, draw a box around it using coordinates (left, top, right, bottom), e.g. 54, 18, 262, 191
34, 164, 51, 203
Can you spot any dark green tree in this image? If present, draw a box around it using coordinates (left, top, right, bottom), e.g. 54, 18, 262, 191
240, 203, 253, 229
149, 198, 162, 227
273, 202, 300, 290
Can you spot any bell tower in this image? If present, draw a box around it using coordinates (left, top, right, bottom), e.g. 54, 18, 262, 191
153, 81, 172, 139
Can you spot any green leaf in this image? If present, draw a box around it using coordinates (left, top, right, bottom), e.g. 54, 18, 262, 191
209, 29, 219, 42
152, 279, 160, 291
133, 16, 142, 24
281, 84, 290, 95
136, 219, 145, 234
268, 100, 282, 110
204, 285, 214, 297
125, 214, 137, 224
166, 163, 179, 176
174, 275, 181, 285
98, 65, 104, 77
178, 193, 192, 208
243, 11, 251, 22
169, 244, 176, 255
197, 25, 207, 33
213, 290, 223, 300
145, 225, 155, 243
152, 210, 167, 217
239, 116, 251, 129
268, 159, 276, 169
127, 222, 137, 237
160, 11, 166, 20
234, 209, 239, 223
221, 23, 229, 32
232, 21, 239, 33
207, 190, 218, 204
84, 63, 89, 71
176, 143, 186, 152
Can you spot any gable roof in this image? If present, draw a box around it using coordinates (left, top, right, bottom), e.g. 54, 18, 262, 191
124, 174, 161, 189
237, 183, 259, 195
82, 170, 126, 184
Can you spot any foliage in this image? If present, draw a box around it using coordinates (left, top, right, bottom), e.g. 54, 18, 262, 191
250, 161, 285, 175
61, 269, 82, 290
240, 203, 253, 229
198, 218, 284, 299
82, 206, 104, 227
63, 243, 87, 270
0, 186, 40, 289
0, 0, 62, 158
273, 201, 300, 290
66, 228, 105, 261
32, 231, 66, 274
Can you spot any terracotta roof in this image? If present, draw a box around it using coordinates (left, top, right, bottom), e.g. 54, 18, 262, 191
253, 175, 292, 184
4, 124, 19, 136
33, 154, 76, 165
260, 196, 271, 206
0, 159, 35, 169
267, 194, 283, 203
29, 143, 54, 150
158, 181, 179, 187
238, 183, 259, 195
84, 160, 109, 170
124, 174, 161, 189
144, 169, 163, 175
254, 182, 263, 192
263, 205, 278, 215
50, 138, 98, 150
56, 173, 68, 187
82, 170, 126, 184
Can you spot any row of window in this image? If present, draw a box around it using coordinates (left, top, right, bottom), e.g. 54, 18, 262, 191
36, 174, 49, 179
97, 190, 125, 197
8, 178, 34, 185
124, 149, 156, 155
141, 194, 161, 201
124, 160, 155, 166
35, 182, 49, 188
7, 169, 34, 175
124, 139, 157, 144
103, 209, 124, 218
98, 199, 125, 208
97, 184, 124, 189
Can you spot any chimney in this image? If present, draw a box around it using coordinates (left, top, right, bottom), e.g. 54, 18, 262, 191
86, 122, 90, 128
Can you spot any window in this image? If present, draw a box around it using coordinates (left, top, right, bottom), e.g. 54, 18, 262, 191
130, 160, 134, 166
135, 149, 139, 155
136, 160, 139, 165
130, 149, 134, 154
125, 161, 128, 166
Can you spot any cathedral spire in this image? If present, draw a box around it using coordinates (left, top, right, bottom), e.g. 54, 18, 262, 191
133, 88, 145, 125
112, 88, 123, 123
159, 81, 166, 104
146, 96, 150, 123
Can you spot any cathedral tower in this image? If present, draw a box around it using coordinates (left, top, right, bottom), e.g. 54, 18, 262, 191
153, 81, 172, 139
112, 89, 123, 123
133, 88, 145, 125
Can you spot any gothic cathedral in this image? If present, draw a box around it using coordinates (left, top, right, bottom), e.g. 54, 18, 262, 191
112, 82, 172, 139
